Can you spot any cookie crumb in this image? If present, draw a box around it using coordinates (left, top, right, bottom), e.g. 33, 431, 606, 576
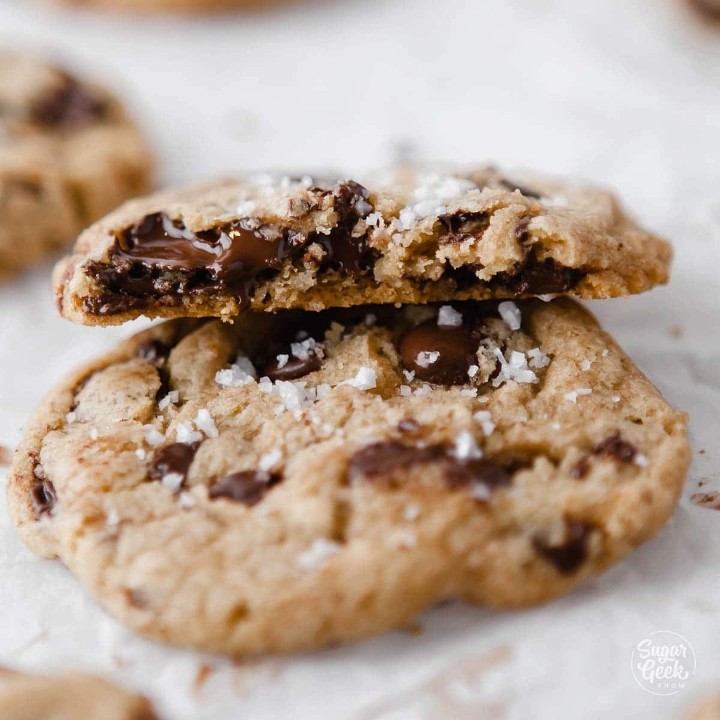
691, 492, 720, 510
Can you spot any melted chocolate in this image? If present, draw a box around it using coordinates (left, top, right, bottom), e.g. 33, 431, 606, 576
498, 178, 542, 199
32, 74, 107, 128
30, 477, 56, 517
262, 352, 321, 382
399, 321, 477, 385
347, 441, 513, 499
594, 431, 637, 464
136, 339, 171, 365
209, 470, 280, 506
149, 442, 200, 487
533, 520, 591, 574
83, 181, 376, 316
496, 257, 585, 296
437, 211, 491, 244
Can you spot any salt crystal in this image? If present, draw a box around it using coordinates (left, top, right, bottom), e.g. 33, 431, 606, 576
416, 351, 440, 368
474, 410, 496, 437
403, 369, 416, 382
143, 425, 165, 446
65, 411, 77, 424
400, 385, 413, 397
178, 492, 195, 509
452, 431, 483, 460
492, 348, 538, 387
135, 448, 146, 460
158, 390, 179, 411
468, 365, 479, 378
175, 421, 203, 445
89, 428, 98, 441
161, 472, 184, 493
579, 359, 592, 372
527, 347, 550, 369
498, 301, 522, 331
296, 539, 341, 571
563, 388, 592, 403
438, 305, 463, 327
404, 504, 420, 521
340, 367, 377, 390
635, 453, 650, 468
276, 354, 289, 369
460, 388, 478, 398
259, 449, 282, 472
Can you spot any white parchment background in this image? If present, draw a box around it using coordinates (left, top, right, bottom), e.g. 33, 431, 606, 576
0, 0, 719, 717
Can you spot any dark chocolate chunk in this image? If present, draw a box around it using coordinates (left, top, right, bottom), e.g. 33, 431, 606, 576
444, 458, 512, 491
30, 477, 57, 517
496, 257, 585, 296
209, 470, 280, 506
437, 211, 491, 244
514, 215, 533, 242
262, 352, 321, 382
498, 178, 542, 199
533, 520, 592, 574
348, 442, 446, 482
399, 321, 477, 385
136, 339, 171, 365
347, 441, 514, 500
31, 74, 107, 128
594, 431, 637, 464
570, 454, 591, 480
149, 442, 200, 488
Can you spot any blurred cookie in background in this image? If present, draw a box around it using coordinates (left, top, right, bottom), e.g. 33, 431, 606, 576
688, 0, 720, 17
0, 52, 152, 279
686, 693, 720, 720
49, 0, 297, 12
0, 667, 159, 720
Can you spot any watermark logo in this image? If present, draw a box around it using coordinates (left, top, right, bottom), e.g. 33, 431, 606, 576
631, 631, 696, 696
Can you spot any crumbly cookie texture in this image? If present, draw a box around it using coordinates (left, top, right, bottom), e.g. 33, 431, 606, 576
0, 667, 158, 720
0, 52, 152, 278
54, 166, 671, 326
8, 299, 689, 655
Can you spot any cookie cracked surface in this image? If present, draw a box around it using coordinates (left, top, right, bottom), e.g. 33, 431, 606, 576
54, 166, 671, 325
0, 52, 152, 278
8, 299, 689, 655
0, 667, 158, 720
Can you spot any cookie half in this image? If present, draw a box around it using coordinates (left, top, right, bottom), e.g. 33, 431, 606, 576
52, 0, 294, 11
54, 166, 671, 325
8, 299, 689, 654
0, 52, 152, 277
0, 667, 158, 720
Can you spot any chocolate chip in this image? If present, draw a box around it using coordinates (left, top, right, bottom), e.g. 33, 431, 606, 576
125, 588, 150, 609
515, 216, 533, 242
498, 178, 542, 199
347, 441, 514, 500
570, 454, 591, 480
348, 442, 445, 482
399, 321, 477, 385
209, 470, 280, 506
533, 520, 592, 574
149, 442, 200, 488
594, 431, 637, 464
136, 339, 171, 365
262, 352, 321, 382
437, 211, 491, 244
444, 458, 512, 492
30, 478, 56, 517
496, 257, 585, 296
31, 74, 107, 128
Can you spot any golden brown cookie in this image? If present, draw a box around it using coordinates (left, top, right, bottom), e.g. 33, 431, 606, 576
8, 299, 689, 655
53, 167, 671, 326
0, 667, 158, 720
0, 52, 152, 278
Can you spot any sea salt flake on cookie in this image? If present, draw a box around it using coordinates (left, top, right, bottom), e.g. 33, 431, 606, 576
296, 539, 341, 571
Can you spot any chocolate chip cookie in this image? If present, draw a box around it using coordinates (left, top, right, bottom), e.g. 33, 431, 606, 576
54, 0, 292, 9
0, 52, 152, 277
8, 298, 689, 654
0, 667, 158, 719
53, 166, 671, 325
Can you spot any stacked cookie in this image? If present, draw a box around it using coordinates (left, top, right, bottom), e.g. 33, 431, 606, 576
9, 167, 690, 655
0, 53, 152, 278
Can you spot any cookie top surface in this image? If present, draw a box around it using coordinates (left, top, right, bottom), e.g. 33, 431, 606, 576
0, 668, 158, 720
8, 299, 689, 655
0, 52, 152, 277
54, 166, 671, 325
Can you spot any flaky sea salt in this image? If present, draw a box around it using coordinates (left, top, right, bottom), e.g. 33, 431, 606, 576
527, 347, 550, 369
416, 351, 440, 368
276, 354, 289, 369
195, 409, 218, 439
468, 364, 479, 378
143, 425, 164, 446
400, 385, 413, 397
403, 369, 416, 382
460, 388, 478, 398
635, 453, 650, 468
290, 337, 318, 361
161, 472, 184, 493
474, 410, 496, 437
492, 348, 538, 387
178, 492, 195, 509
498, 301, 522, 331
89, 428, 98, 441
259, 448, 282, 472
438, 305, 463, 327
215, 362, 255, 388
340, 367, 377, 390
65, 411, 77, 424
452, 430, 483, 460
563, 388, 592, 403
404, 504, 421, 521
158, 390, 179, 411
296, 539, 341, 571
579, 359, 592, 372
176, 421, 203, 445
106, 509, 119, 528
135, 448, 147, 460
